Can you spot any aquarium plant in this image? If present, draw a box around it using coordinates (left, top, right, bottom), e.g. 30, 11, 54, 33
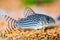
23, 0, 54, 6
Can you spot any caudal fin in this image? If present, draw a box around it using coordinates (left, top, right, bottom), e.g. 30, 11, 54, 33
0, 9, 16, 33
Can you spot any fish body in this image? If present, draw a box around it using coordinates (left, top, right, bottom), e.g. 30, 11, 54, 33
14, 7, 55, 29
0, 8, 56, 30
15, 14, 55, 29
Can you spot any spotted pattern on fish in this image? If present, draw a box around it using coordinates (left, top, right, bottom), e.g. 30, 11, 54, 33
0, 7, 56, 30
14, 7, 55, 29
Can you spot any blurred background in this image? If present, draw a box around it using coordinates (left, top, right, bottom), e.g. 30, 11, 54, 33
0, 0, 60, 30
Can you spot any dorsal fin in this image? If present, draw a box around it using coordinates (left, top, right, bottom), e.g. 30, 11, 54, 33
24, 7, 36, 17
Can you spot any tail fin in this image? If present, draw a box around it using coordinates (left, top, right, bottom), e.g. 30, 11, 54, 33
0, 9, 16, 33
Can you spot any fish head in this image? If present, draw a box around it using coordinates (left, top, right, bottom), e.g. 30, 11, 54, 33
45, 16, 56, 27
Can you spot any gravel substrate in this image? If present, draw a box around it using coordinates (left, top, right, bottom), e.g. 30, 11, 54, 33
0, 26, 60, 40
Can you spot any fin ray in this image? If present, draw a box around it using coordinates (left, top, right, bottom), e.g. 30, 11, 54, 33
24, 7, 35, 17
